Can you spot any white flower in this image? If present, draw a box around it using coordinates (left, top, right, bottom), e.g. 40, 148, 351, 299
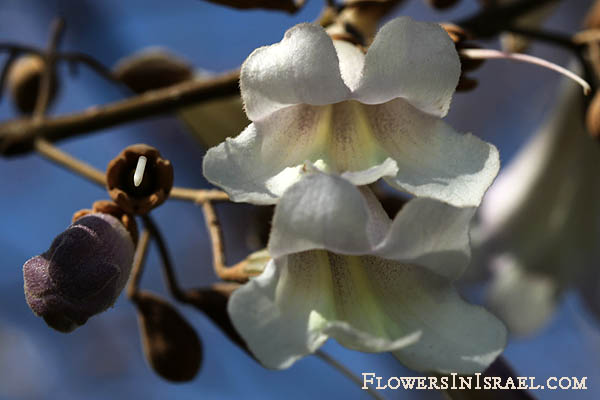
474, 78, 600, 335
203, 17, 500, 207
228, 170, 507, 373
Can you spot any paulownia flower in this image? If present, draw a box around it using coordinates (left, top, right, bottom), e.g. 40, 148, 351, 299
474, 79, 600, 335
228, 170, 507, 373
23, 212, 135, 332
203, 17, 500, 208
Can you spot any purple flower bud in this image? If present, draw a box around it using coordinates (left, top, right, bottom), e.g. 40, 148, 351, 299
23, 213, 135, 332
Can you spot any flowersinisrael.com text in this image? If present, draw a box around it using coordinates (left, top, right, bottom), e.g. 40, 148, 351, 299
362, 373, 588, 391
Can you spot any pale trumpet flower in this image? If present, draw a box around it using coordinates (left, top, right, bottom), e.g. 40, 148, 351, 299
229, 170, 507, 373
203, 17, 499, 208
474, 79, 600, 335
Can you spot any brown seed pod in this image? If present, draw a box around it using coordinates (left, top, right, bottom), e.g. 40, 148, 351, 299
7, 54, 58, 114
106, 144, 174, 215
113, 49, 193, 94
72, 200, 139, 245
133, 291, 202, 382
586, 90, 600, 138
426, 0, 460, 10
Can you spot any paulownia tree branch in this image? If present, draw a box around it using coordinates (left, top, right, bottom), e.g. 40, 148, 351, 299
201, 0, 305, 13
0, 70, 240, 156
0, 0, 568, 158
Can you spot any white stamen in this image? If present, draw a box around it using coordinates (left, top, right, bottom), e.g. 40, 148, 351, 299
460, 48, 591, 95
133, 156, 147, 187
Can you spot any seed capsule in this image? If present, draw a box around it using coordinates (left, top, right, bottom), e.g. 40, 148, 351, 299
7, 55, 58, 114
113, 49, 193, 94
106, 144, 174, 215
134, 291, 202, 382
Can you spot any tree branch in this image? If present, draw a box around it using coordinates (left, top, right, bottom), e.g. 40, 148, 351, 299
457, 0, 561, 39
201, 200, 254, 282
34, 18, 65, 119
0, 69, 240, 156
201, 0, 304, 13
127, 229, 151, 299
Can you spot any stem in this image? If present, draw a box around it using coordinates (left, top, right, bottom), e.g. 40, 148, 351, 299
34, 18, 65, 119
58, 51, 122, 86
0, 70, 240, 156
169, 187, 229, 203
460, 48, 591, 94
457, 0, 561, 39
127, 229, 151, 299
33, 138, 230, 206
201, 200, 252, 282
505, 26, 580, 51
314, 350, 385, 400
574, 29, 600, 44
34, 138, 106, 185
141, 214, 187, 302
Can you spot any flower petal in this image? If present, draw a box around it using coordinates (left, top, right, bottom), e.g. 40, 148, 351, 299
241, 23, 350, 121
228, 253, 421, 369
268, 171, 390, 258
487, 256, 559, 336
333, 40, 365, 91
365, 98, 500, 208
375, 198, 475, 281
354, 17, 460, 117
229, 252, 506, 373
202, 105, 328, 205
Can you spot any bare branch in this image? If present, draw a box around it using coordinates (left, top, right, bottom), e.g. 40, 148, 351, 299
202, 200, 254, 282
0, 70, 240, 156
201, 0, 304, 13
34, 138, 107, 185
458, 0, 561, 39
127, 229, 151, 299
34, 18, 65, 119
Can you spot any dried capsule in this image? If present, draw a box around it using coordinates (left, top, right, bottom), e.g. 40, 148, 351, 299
134, 291, 202, 382
23, 212, 135, 332
113, 49, 193, 94
7, 54, 58, 114
106, 144, 174, 215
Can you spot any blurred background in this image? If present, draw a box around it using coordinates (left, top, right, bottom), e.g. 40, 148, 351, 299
0, 0, 598, 399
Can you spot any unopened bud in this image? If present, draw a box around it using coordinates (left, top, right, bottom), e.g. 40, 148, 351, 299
23, 212, 135, 332
586, 91, 600, 138
106, 144, 174, 215
134, 291, 202, 382
114, 49, 193, 94
7, 55, 58, 114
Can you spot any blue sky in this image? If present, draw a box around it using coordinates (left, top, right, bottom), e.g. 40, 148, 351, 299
0, 1, 598, 399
